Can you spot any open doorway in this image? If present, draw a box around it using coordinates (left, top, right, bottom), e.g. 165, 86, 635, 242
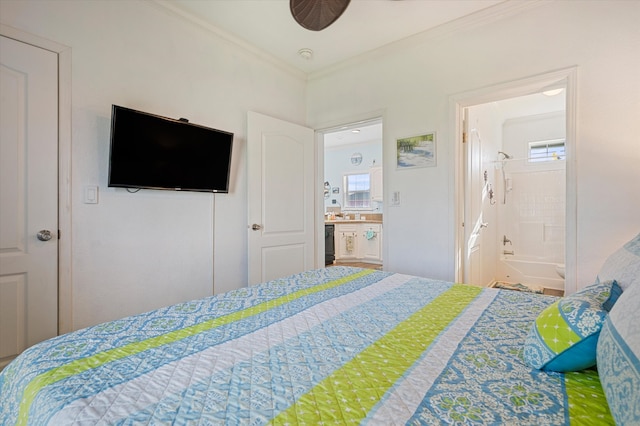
319, 118, 384, 270
453, 68, 577, 294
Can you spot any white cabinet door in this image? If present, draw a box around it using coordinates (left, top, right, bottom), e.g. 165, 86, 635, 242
335, 224, 359, 260
360, 224, 382, 262
370, 166, 383, 202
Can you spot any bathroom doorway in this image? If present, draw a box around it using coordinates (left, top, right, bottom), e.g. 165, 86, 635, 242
454, 69, 577, 294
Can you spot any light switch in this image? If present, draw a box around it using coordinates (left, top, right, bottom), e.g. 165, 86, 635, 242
391, 191, 401, 206
84, 185, 99, 204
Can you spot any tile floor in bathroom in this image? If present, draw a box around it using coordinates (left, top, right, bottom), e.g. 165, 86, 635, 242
327, 261, 383, 271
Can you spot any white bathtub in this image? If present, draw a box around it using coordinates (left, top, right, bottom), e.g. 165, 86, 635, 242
496, 255, 564, 291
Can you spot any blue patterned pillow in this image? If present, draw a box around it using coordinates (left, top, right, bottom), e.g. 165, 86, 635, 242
597, 281, 640, 425
598, 232, 640, 291
523, 280, 621, 372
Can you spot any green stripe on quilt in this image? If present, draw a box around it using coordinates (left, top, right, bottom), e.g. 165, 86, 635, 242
270, 284, 483, 425
564, 370, 614, 425
17, 269, 375, 426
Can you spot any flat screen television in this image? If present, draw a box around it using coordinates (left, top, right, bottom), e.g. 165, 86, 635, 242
108, 105, 233, 193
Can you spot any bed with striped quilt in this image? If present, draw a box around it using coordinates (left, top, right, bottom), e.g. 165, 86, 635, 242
0, 267, 612, 425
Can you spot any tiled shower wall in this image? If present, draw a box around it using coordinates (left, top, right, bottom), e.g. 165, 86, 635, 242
500, 111, 566, 263
503, 166, 566, 262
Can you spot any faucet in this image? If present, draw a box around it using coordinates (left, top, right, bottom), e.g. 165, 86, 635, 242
503, 250, 515, 255
503, 235, 512, 246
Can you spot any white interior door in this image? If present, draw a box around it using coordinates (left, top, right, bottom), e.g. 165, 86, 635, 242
0, 36, 59, 369
463, 108, 486, 285
247, 112, 315, 285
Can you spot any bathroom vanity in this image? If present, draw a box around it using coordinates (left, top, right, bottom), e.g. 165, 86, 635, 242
326, 219, 383, 264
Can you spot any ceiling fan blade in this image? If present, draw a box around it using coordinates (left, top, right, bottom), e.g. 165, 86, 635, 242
290, 0, 351, 31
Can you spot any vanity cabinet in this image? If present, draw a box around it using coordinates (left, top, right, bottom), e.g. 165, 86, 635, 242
335, 223, 383, 263
335, 224, 359, 261
359, 223, 382, 262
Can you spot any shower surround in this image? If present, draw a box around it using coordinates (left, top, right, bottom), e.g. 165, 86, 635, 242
496, 165, 566, 291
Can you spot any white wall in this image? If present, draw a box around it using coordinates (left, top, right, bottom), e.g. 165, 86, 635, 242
306, 1, 640, 288
1, 0, 307, 329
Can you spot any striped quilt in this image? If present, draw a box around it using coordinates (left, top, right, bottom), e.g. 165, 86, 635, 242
0, 267, 613, 425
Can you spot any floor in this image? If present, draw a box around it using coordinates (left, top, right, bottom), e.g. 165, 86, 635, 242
491, 281, 564, 297
543, 288, 564, 297
327, 261, 383, 270
327, 262, 564, 296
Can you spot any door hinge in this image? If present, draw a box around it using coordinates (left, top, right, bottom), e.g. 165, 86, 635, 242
462, 118, 467, 143
58, 230, 61, 239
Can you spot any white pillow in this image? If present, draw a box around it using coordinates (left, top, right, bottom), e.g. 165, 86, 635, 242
597, 232, 640, 291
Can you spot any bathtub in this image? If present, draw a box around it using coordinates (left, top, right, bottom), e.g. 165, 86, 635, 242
496, 255, 564, 291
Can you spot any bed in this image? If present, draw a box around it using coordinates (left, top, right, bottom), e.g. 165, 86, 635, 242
1, 233, 639, 425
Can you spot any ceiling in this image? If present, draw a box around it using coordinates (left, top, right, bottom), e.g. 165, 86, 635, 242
160, 0, 505, 75
158, 0, 560, 148
324, 121, 383, 149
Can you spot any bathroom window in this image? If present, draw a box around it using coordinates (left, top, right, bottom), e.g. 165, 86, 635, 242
343, 173, 371, 209
528, 139, 565, 162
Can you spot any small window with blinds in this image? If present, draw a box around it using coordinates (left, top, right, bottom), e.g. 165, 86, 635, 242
343, 173, 371, 209
528, 139, 566, 162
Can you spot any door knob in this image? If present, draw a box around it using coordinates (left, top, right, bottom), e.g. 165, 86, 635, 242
251, 224, 262, 231
37, 229, 53, 241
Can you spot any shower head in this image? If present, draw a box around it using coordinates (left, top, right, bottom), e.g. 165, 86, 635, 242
498, 151, 512, 159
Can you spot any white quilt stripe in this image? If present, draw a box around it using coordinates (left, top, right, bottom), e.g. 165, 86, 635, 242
49, 273, 417, 424
367, 289, 498, 423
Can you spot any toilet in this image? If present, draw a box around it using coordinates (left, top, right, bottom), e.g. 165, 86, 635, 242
555, 264, 565, 279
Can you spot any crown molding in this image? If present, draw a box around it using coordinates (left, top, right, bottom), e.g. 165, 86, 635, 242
149, 0, 546, 82
149, 0, 308, 81
309, 0, 547, 81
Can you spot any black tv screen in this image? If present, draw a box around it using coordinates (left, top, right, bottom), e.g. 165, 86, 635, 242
108, 105, 233, 193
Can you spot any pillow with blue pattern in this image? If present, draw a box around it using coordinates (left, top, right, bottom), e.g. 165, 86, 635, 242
523, 280, 621, 372
597, 278, 640, 425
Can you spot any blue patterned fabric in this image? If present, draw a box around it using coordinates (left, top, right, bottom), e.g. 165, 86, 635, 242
522, 280, 621, 372
0, 267, 613, 425
598, 231, 640, 291
410, 291, 570, 424
597, 278, 640, 425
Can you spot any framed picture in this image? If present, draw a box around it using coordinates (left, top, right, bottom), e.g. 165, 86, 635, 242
396, 132, 436, 169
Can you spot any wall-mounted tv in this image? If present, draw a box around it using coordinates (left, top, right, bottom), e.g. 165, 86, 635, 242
108, 105, 233, 193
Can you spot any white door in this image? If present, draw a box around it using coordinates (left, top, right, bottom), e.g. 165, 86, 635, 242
463, 108, 486, 286
247, 112, 315, 285
0, 36, 58, 369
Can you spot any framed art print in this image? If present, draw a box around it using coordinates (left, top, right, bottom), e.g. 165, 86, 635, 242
396, 132, 436, 169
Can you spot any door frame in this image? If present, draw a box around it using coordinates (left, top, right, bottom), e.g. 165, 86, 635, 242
1, 25, 73, 333
451, 67, 578, 294
314, 111, 386, 268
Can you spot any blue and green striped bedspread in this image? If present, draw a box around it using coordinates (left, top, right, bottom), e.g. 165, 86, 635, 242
0, 267, 613, 425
